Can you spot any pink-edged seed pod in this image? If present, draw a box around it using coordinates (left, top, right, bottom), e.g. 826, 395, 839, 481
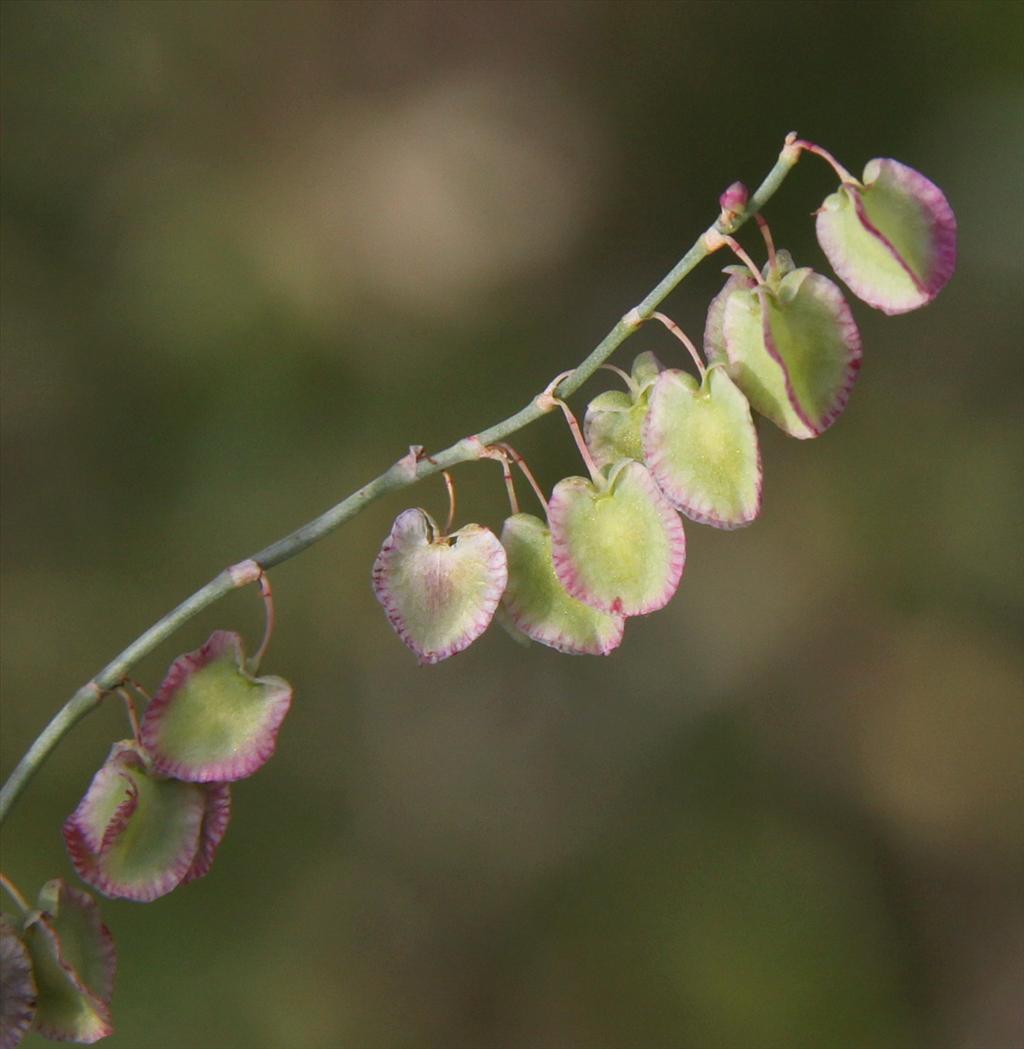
815, 157, 956, 315
372, 508, 507, 665
63, 742, 230, 902
499, 513, 625, 655
140, 631, 292, 783
549, 460, 685, 617
644, 365, 762, 529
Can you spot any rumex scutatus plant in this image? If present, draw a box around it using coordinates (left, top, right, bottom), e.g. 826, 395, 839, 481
0, 133, 955, 1046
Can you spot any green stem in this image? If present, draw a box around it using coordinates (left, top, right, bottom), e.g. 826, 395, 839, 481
0, 872, 31, 914
0, 135, 802, 826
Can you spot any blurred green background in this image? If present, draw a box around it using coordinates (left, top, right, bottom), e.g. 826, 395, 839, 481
2, 2, 1022, 1047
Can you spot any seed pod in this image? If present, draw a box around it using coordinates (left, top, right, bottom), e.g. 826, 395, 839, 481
63, 741, 229, 902
815, 158, 956, 315
21, 881, 116, 1045
140, 630, 292, 783
644, 365, 762, 528
372, 508, 507, 664
583, 351, 664, 468
500, 513, 624, 655
705, 252, 861, 439
549, 461, 685, 616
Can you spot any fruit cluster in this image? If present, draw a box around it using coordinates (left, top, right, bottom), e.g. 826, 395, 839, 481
0, 139, 956, 1049
372, 146, 956, 665
2, 580, 292, 1046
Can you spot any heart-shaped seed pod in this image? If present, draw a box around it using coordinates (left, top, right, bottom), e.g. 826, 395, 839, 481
583, 351, 664, 468
644, 365, 762, 528
709, 252, 862, 439
21, 881, 116, 1046
549, 460, 685, 616
140, 630, 292, 783
63, 741, 228, 902
500, 513, 625, 655
372, 508, 507, 664
816, 158, 956, 315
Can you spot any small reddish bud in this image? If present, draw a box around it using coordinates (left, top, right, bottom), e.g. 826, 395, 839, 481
718, 181, 749, 222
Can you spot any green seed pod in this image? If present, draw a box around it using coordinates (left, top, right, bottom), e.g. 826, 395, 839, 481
63, 741, 230, 902
548, 461, 685, 616
140, 631, 292, 783
816, 158, 956, 315
644, 365, 762, 528
583, 351, 663, 468
500, 513, 624, 655
704, 252, 862, 439
21, 881, 116, 1045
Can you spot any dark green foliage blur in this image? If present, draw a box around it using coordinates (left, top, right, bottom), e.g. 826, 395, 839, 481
2, 3, 1021, 1047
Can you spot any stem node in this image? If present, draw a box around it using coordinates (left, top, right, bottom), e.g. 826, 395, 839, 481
227, 559, 262, 588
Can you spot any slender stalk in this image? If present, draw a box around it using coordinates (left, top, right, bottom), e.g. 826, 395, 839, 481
538, 371, 604, 486
756, 214, 778, 275
0, 872, 30, 914
249, 572, 276, 675
650, 312, 706, 379
498, 443, 549, 515
0, 135, 803, 826
123, 678, 154, 704
116, 688, 141, 743
483, 447, 520, 516
556, 397, 603, 486
599, 363, 637, 395
441, 471, 457, 536
793, 138, 858, 185
712, 233, 764, 284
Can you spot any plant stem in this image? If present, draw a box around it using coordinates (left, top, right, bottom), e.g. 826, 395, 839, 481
0, 872, 31, 914
711, 233, 765, 284
552, 390, 604, 487
0, 135, 802, 826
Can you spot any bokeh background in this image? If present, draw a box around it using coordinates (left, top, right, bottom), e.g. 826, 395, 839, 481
2, 3, 1022, 1047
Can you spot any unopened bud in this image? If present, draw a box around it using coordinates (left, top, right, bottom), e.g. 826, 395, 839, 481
718, 181, 749, 221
